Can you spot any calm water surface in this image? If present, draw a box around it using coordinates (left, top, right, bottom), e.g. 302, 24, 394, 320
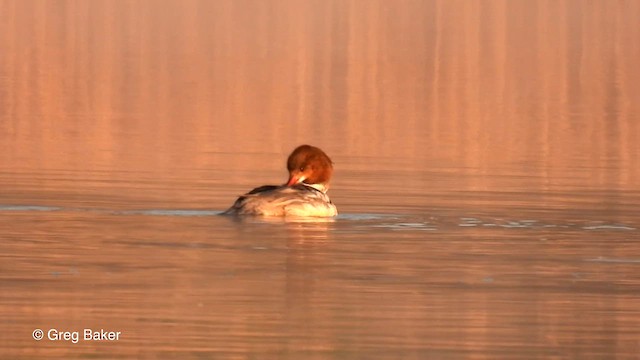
1, 1, 640, 359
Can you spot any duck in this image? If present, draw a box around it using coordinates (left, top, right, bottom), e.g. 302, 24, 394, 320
223, 145, 338, 217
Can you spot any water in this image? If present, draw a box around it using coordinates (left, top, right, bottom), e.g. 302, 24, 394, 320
1, 1, 640, 358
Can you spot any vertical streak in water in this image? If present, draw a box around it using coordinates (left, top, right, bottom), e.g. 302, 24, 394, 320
344, 0, 355, 153
430, 0, 441, 144
317, 1, 332, 138
0, 1, 17, 133
465, 0, 482, 171
563, 0, 582, 128
32, 1, 47, 123
11, 2, 32, 130
603, 2, 621, 186
494, 0, 507, 125
614, 1, 639, 183
329, 0, 349, 147
88, 0, 117, 131
294, 4, 307, 139
536, 0, 551, 189
368, 2, 382, 153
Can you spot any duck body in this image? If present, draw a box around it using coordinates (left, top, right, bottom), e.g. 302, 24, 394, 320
223, 184, 337, 217
223, 145, 338, 217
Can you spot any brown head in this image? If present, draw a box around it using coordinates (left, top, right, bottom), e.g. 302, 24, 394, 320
285, 145, 333, 190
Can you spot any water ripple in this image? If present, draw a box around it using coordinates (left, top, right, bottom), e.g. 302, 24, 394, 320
0, 204, 62, 211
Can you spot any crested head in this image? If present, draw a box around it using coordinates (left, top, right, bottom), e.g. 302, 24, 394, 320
285, 145, 333, 191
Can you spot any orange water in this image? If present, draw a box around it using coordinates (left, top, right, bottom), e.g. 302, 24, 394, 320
1, 1, 639, 358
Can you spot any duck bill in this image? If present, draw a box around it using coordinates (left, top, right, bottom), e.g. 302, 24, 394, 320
286, 175, 305, 186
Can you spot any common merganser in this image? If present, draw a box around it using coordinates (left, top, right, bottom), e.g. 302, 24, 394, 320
223, 145, 338, 217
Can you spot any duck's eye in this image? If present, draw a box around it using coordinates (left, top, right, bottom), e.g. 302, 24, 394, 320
299, 166, 305, 172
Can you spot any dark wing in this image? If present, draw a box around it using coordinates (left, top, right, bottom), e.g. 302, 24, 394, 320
246, 185, 280, 195
223, 185, 281, 214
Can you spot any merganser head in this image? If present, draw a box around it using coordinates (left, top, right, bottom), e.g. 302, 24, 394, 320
285, 145, 333, 191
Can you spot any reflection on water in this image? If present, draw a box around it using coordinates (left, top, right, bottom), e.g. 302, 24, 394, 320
1, 0, 639, 358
